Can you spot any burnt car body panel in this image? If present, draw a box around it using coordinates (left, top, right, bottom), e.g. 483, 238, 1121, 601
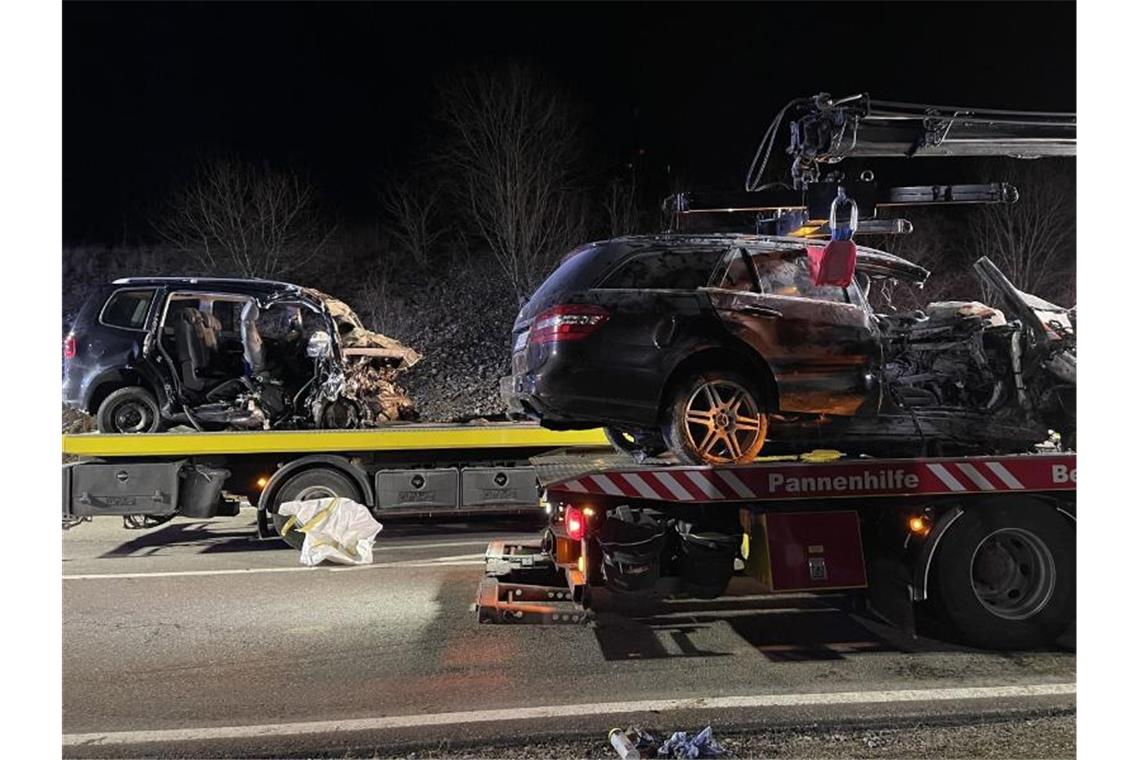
503, 234, 1074, 455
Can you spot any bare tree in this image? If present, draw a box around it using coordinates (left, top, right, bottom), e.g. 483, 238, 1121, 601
435, 63, 590, 297
604, 171, 640, 238
381, 179, 446, 269
876, 210, 980, 309
967, 160, 1076, 304
156, 159, 335, 279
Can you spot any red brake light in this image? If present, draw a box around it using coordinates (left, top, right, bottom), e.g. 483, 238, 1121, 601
564, 505, 586, 541
63, 335, 77, 360
529, 305, 609, 345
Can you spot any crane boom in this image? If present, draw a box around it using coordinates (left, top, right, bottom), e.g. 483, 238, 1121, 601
666, 92, 1076, 238
749, 93, 1076, 190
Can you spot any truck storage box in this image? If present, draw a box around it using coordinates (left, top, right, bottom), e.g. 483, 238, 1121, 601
676, 522, 741, 599
460, 466, 539, 510
178, 466, 231, 518
69, 461, 183, 516
375, 468, 459, 512
598, 506, 667, 593
743, 510, 867, 592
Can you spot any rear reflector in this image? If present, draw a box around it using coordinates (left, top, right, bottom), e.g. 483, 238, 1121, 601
529, 305, 609, 345
63, 334, 77, 360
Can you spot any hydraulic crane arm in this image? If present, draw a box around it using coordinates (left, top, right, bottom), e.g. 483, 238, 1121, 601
665, 93, 1075, 238
747, 93, 1076, 191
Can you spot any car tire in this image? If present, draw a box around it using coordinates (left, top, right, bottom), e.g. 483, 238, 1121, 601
96, 386, 162, 434
270, 468, 365, 551
662, 369, 769, 465
604, 427, 667, 458
930, 498, 1074, 650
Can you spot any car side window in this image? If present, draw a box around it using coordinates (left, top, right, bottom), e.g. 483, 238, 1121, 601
599, 248, 720, 290
714, 249, 756, 292
208, 299, 246, 334
752, 254, 848, 303
100, 289, 156, 330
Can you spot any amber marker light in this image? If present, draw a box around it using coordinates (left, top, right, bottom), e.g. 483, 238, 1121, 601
256, 476, 269, 489
908, 515, 931, 536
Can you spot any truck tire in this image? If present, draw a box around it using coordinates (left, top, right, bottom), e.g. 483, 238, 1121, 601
270, 468, 364, 550
662, 369, 768, 465
96, 386, 161, 434
931, 498, 1074, 650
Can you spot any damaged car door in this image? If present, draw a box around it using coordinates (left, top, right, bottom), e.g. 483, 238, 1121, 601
703, 246, 882, 417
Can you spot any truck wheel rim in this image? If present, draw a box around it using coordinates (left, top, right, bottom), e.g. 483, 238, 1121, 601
683, 379, 765, 463
296, 485, 338, 501
970, 527, 1056, 621
112, 399, 153, 433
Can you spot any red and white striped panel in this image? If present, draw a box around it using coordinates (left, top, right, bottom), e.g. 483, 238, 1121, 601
550, 454, 1076, 503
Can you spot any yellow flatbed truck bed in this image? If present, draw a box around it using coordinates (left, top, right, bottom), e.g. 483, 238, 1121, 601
62, 423, 606, 457
61, 423, 610, 545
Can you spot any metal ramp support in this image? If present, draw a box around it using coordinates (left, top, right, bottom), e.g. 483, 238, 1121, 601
476, 538, 591, 624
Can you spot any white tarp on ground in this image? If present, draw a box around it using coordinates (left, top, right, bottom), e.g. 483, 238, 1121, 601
277, 497, 383, 566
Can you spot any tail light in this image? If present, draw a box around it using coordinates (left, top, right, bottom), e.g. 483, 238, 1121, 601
63, 335, 77, 360
564, 505, 586, 541
529, 305, 609, 345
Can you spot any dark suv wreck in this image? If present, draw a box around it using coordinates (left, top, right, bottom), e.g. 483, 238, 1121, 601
501, 234, 1075, 463
63, 278, 420, 433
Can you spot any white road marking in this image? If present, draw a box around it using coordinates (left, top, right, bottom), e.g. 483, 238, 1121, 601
62, 682, 1075, 747
327, 554, 484, 571
927, 463, 967, 492
373, 540, 499, 552
64, 555, 486, 580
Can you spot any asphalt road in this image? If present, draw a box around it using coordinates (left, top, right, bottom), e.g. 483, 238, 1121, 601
63, 513, 1075, 758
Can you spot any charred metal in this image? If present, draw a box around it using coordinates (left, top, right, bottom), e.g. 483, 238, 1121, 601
62, 278, 420, 433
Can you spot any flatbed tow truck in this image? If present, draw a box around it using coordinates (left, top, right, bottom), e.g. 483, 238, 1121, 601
62, 93, 1075, 650
61, 423, 607, 547
477, 93, 1076, 650
477, 447, 1075, 649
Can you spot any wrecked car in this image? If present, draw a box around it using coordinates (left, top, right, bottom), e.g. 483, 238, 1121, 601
62, 277, 420, 433
501, 234, 1075, 463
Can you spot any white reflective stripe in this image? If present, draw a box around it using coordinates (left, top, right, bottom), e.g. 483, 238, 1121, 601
956, 463, 996, 491
686, 471, 726, 500
985, 461, 1025, 490
589, 474, 624, 496
927, 463, 967, 492
562, 479, 588, 493
717, 469, 756, 498
654, 472, 695, 501
623, 472, 663, 499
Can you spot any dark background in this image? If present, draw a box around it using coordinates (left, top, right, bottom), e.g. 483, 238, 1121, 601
64, 1, 1076, 245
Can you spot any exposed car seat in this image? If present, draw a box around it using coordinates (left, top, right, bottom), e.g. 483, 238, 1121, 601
175, 307, 223, 392
240, 301, 266, 377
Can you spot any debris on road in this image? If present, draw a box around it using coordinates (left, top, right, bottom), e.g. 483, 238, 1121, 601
657, 726, 727, 758
277, 497, 383, 566
608, 726, 727, 759
609, 727, 660, 759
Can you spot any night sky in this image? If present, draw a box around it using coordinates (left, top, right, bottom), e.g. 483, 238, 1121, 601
64, 1, 1076, 245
